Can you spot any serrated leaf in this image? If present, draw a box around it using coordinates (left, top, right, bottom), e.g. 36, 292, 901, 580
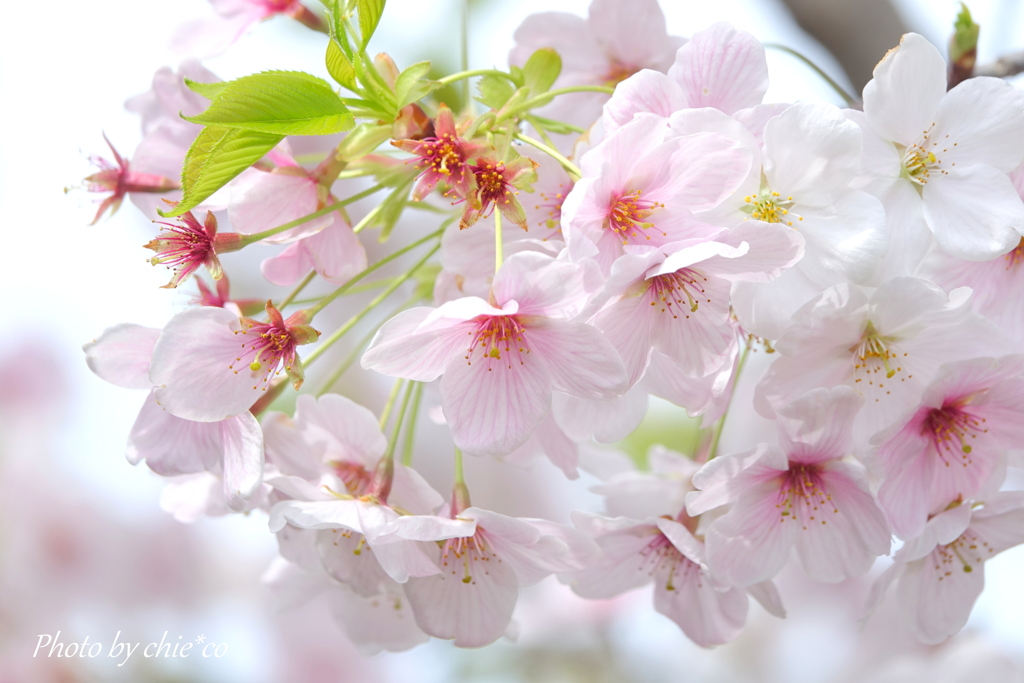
477, 74, 516, 110
508, 65, 525, 87
184, 78, 228, 101
326, 39, 357, 89
522, 48, 561, 95
184, 70, 355, 136
394, 61, 432, 107
354, 53, 397, 113
356, 0, 385, 48
162, 126, 283, 217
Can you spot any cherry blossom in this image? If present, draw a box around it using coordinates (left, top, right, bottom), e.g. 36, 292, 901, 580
755, 277, 1008, 440
149, 301, 320, 422
362, 252, 627, 456
867, 493, 1024, 644
859, 33, 1024, 261
146, 206, 246, 288
78, 134, 179, 224
393, 104, 485, 205
688, 387, 891, 585
170, 0, 324, 59
84, 323, 264, 509
871, 355, 1024, 539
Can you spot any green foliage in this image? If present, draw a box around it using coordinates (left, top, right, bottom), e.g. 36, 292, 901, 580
161, 127, 283, 217
184, 71, 355, 136
951, 3, 980, 61
326, 39, 357, 90
375, 178, 415, 241
336, 122, 393, 160
394, 61, 439, 109
356, 0, 386, 48
521, 48, 561, 95
477, 74, 516, 109
184, 78, 229, 101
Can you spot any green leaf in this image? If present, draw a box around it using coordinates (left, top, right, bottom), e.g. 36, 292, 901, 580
184, 78, 228, 101
335, 122, 392, 160
522, 48, 562, 95
184, 70, 355, 136
393, 61, 434, 108
477, 74, 516, 110
376, 180, 413, 241
354, 53, 397, 113
161, 127, 283, 217
356, 0, 385, 48
326, 39, 358, 89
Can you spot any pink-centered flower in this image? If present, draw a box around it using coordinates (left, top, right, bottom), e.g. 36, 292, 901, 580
84, 323, 264, 510
755, 277, 1007, 441
389, 501, 598, 648
561, 114, 752, 273
458, 155, 537, 231
149, 301, 320, 422
78, 134, 179, 224
393, 104, 486, 204
362, 252, 627, 456
688, 387, 891, 585
866, 493, 1024, 644
592, 222, 803, 384
870, 355, 1024, 539
858, 33, 1024, 261
564, 449, 785, 647
146, 206, 244, 288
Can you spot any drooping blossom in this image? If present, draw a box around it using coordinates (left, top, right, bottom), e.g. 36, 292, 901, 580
591, 222, 803, 383
458, 155, 537, 231
870, 355, 1024, 539
229, 142, 368, 287
170, 0, 324, 59
393, 104, 486, 204
856, 32, 1024, 262
603, 22, 787, 140
688, 387, 891, 585
390, 496, 599, 648
145, 206, 244, 288
561, 114, 751, 273
564, 448, 785, 647
149, 301, 320, 422
755, 277, 1008, 440
509, 0, 684, 137
84, 323, 264, 509
77, 134, 179, 224
193, 274, 263, 317
362, 252, 627, 456
866, 493, 1024, 644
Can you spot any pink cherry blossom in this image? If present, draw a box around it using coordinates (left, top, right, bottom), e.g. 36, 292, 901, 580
458, 155, 536, 231
592, 222, 803, 384
688, 387, 891, 585
78, 134, 179, 224
755, 277, 1008, 441
391, 505, 598, 648
392, 104, 485, 204
859, 33, 1024, 260
170, 0, 324, 59
149, 301, 320, 422
603, 22, 777, 137
564, 448, 784, 646
146, 207, 245, 288
867, 493, 1024, 644
362, 252, 627, 456
561, 114, 752, 273
84, 323, 264, 509
871, 355, 1024, 540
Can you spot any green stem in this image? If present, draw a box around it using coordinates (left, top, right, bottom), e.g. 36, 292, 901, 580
437, 69, 515, 87
378, 378, 406, 430
385, 380, 417, 460
453, 446, 465, 484
303, 242, 441, 364
303, 225, 446, 319
513, 132, 582, 180
238, 184, 384, 246
279, 270, 316, 309
494, 210, 504, 271
530, 114, 586, 134
315, 296, 416, 396
707, 340, 752, 461
352, 203, 383, 234
764, 43, 857, 106
525, 115, 558, 149
504, 85, 615, 120
401, 382, 424, 466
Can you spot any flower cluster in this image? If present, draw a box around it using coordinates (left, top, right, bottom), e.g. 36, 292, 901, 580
81, 0, 1024, 653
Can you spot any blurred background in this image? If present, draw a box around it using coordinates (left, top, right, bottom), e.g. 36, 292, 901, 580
2, 0, 1024, 681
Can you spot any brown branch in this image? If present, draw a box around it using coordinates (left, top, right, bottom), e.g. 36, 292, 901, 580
974, 51, 1024, 79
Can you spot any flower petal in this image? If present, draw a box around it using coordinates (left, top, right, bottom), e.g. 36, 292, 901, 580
84, 323, 161, 390
668, 22, 768, 115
